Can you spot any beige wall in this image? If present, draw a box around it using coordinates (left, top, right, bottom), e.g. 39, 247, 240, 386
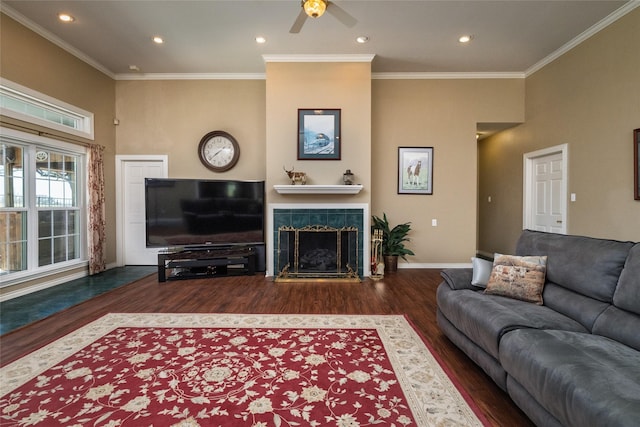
3, 5, 638, 293
478, 8, 640, 254
115, 80, 266, 179
372, 79, 524, 264
0, 13, 115, 295
265, 61, 371, 205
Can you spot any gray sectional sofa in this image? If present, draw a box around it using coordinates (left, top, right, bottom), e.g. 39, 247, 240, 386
436, 230, 640, 427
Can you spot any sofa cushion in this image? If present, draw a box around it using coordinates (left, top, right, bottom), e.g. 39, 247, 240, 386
589, 243, 640, 351
436, 284, 588, 360
542, 282, 612, 331
515, 230, 633, 302
592, 306, 640, 352
485, 254, 547, 304
436, 308, 509, 391
500, 329, 640, 427
613, 243, 640, 315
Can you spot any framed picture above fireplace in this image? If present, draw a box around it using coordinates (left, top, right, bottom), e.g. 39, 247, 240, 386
398, 147, 434, 195
298, 109, 341, 160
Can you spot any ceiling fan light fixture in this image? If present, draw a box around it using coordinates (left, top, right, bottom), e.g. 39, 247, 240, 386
303, 0, 327, 18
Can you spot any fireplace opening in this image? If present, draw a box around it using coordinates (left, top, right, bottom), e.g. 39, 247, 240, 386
276, 225, 359, 281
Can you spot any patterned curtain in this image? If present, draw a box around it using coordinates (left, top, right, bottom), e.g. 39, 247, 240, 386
88, 144, 106, 275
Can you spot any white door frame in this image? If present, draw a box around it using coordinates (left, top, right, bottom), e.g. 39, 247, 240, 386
523, 143, 568, 233
115, 155, 168, 266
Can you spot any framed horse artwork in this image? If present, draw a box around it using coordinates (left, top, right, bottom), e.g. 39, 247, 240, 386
397, 147, 433, 195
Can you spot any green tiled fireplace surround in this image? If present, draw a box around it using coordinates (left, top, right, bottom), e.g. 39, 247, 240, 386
273, 208, 365, 278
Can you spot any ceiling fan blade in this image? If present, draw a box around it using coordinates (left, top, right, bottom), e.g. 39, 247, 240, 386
327, 2, 357, 28
289, 9, 308, 34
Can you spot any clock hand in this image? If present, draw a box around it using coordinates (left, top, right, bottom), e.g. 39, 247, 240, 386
208, 149, 223, 160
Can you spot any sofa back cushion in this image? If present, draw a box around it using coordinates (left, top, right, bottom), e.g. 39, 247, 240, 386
592, 306, 640, 351
590, 243, 640, 351
613, 243, 640, 315
516, 230, 633, 303
542, 282, 612, 331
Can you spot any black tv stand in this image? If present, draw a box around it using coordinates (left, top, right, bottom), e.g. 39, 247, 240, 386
158, 246, 256, 282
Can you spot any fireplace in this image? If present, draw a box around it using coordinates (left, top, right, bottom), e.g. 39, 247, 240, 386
267, 204, 369, 279
276, 225, 359, 281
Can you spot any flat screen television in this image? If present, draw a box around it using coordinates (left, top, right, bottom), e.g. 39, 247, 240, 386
145, 178, 265, 248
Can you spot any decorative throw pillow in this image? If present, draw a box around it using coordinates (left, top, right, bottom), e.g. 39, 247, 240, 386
485, 253, 547, 305
471, 257, 493, 288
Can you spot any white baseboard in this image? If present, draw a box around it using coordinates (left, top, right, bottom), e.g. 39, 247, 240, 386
397, 262, 472, 269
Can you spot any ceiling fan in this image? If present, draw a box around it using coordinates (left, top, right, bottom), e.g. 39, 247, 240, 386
290, 0, 357, 34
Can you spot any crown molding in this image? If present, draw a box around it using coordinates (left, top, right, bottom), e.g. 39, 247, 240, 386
1, 4, 115, 79
115, 73, 266, 81
372, 72, 525, 80
263, 54, 376, 63
525, 1, 640, 77
117, 71, 525, 81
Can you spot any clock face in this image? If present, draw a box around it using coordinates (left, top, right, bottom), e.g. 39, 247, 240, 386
198, 131, 239, 172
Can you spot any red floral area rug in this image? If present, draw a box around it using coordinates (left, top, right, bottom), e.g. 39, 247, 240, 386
1, 314, 487, 426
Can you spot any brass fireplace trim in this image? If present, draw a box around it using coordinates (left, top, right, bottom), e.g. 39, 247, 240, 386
276, 224, 359, 282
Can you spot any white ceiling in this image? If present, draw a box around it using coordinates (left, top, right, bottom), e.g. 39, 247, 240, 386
2, 1, 635, 78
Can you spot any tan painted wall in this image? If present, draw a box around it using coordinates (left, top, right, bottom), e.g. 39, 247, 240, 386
265, 61, 371, 205
4, 4, 637, 293
372, 79, 524, 264
478, 8, 640, 254
115, 80, 266, 180
0, 13, 115, 295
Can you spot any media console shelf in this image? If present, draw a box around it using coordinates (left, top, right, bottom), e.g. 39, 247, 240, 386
158, 246, 256, 282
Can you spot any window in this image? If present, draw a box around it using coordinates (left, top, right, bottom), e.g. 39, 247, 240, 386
1, 130, 86, 282
0, 79, 94, 140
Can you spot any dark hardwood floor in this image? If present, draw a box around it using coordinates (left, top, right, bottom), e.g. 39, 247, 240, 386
0, 269, 534, 426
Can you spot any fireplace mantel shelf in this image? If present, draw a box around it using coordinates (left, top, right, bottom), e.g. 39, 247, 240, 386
273, 184, 363, 195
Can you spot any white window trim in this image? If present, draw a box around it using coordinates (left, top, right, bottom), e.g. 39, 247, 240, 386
0, 127, 88, 288
0, 78, 94, 140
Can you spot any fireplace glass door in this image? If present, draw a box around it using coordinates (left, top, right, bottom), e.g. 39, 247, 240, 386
276, 225, 359, 281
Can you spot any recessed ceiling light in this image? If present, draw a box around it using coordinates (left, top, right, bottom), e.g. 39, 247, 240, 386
152, 36, 164, 44
58, 13, 75, 23
255, 36, 267, 44
458, 35, 473, 43
356, 36, 369, 44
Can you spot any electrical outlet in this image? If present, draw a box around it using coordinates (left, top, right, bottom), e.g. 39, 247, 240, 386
431, 219, 438, 227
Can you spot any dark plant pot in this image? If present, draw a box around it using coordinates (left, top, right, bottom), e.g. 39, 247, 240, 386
384, 255, 398, 272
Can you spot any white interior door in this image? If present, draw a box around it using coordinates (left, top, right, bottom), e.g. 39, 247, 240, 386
524, 145, 568, 234
116, 156, 168, 265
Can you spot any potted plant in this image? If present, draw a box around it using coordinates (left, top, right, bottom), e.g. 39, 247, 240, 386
371, 213, 415, 272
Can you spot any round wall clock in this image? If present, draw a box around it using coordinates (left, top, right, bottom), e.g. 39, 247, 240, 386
197, 130, 240, 172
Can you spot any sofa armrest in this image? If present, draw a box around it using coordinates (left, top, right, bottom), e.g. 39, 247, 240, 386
440, 268, 475, 290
